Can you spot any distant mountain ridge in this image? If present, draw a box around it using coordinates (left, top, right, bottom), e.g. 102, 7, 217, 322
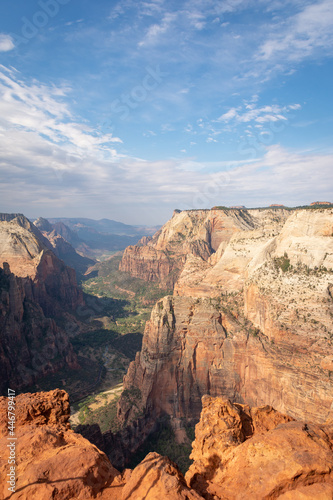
48, 217, 160, 236
34, 217, 94, 276
40, 217, 161, 260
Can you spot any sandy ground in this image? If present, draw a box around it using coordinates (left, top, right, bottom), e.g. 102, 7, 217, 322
70, 383, 123, 427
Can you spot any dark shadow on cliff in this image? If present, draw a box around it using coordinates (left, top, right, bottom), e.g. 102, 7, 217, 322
123, 414, 194, 475
3, 472, 119, 500
121, 455, 160, 500
188, 454, 221, 500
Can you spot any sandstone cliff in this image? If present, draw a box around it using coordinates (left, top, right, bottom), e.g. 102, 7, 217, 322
1, 391, 332, 500
118, 208, 333, 440
119, 208, 290, 287
186, 396, 333, 500
0, 214, 84, 313
0, 214, 85, 393
0, 264, 78, 394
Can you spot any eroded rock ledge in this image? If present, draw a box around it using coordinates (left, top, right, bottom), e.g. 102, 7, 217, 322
1, 390, 333, 499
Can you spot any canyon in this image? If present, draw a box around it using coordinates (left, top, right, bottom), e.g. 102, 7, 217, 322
1, 390, 333, 499
118, 207, 333, 446
1, 206, 333, 498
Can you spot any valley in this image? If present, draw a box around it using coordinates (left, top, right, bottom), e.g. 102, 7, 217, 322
1, 206, 333, 498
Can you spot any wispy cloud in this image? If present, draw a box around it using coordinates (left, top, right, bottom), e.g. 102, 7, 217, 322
0, 66, 122, 158
217, 102, 301, 125
138, 12, 177, 46
0, 34, 15, 52
1, 138, 332, 222
257, 0, 333, 62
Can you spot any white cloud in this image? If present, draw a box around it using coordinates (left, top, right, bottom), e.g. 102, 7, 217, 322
257, 0, 333, 62
0, 66, 122, 157
218, 108, 239, 122
138, 12, 177, 46
217, 103, 300, 125
0, 34, 15, 52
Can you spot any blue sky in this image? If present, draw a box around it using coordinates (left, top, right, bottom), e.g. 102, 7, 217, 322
0, 0, 332, 224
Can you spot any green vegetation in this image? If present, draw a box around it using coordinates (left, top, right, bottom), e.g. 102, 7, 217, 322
22, 356, 103, 401
249, 327, 261, 338
76, 393, 121, 433
274, 252, 291, 273
52, 254, 171, 430
81, 256, 171, 336
127, 416, 194, 475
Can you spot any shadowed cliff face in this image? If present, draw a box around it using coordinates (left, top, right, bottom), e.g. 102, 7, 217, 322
118, 208, 333, 439
0, 263, 79, 394
0, 214, 85, 394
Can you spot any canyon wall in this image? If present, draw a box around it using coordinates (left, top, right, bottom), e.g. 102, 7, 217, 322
118, 208, 333, 434
0, 214, 84, 393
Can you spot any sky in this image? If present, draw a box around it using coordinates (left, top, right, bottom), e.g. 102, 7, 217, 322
0, 0, 332, 225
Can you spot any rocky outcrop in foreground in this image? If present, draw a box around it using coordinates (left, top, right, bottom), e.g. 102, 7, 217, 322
0, 390, 120, 500
1, 390, 333, 499
187, 396, 333, 499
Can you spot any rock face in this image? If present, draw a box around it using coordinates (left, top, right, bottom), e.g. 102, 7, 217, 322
0, 214, 84, 393
34, 217, 95, 276
186, 396, 333, 500
0, 390, 202, 500
0, 214, 84, 312
118, 208, 333, 440
0, 264, 78, 393
0, 390, 120, 500
119, 208, 290, 287
121, 453, 203, 500
1, 391, 332, 500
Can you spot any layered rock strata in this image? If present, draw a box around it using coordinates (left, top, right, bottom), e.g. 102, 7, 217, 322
118, 208, 333, 439
34, 217, 95, 275
119, 208, 290, 287
0, 264, 78, 393
0, 214, 84, 393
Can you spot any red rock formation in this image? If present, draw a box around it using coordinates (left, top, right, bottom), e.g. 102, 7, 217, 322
0, 214, 84, 313
119, 209, 262, 286
0, 390, 203, 500
0, 264, 78, 393
310, 201, 332, 206
1, 391, 333, 500
0, 214, 84, 393
0, 390, 120, 500
0, 389, 71, 438
117, 208, 333, 446
120, 453, 203, 500
186, 397, 333, 500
